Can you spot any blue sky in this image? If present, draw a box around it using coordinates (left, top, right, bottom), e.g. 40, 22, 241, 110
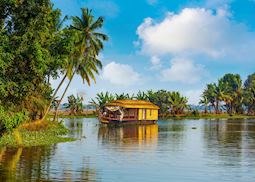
51, 0, 255, 104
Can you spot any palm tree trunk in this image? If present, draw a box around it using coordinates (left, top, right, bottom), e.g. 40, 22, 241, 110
215, 100, 219, 114
54, 70, 76, 121
41, 73, 67, 121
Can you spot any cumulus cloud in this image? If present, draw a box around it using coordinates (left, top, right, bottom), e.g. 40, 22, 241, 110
137, 8, 255, 59
184, 89, 203, 105
161, 58, 207, 84
150, 56, 162, 70
102, 62, 141, 86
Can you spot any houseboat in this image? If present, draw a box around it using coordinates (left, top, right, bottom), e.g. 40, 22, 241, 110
99, 100, 160, 124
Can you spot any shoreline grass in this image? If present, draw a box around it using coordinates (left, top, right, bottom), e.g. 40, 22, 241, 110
164, 114, 255, 120
0, 121, 75, 147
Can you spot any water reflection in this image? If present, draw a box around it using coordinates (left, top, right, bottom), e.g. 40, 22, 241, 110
98, 124, 158, 146
0, 145, 99, 181
203, 119, 255, 169
0, 119, 255, 182
65, 118, 84, 138
0, 146, 54, 181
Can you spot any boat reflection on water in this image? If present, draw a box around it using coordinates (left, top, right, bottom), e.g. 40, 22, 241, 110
98, 124, 159, 147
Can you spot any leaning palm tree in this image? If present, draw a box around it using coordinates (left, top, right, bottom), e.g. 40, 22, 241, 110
53, 8, 108, 121
41, 16, 71, 121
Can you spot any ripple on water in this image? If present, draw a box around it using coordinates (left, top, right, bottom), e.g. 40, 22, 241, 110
1, 118, 255, 181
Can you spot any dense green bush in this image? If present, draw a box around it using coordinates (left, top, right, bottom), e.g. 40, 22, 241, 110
0, 106, 29, 132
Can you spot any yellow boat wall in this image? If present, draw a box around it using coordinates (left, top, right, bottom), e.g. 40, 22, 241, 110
138, 109, 158, 121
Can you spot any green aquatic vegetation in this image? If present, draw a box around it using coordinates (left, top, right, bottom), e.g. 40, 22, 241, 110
0, 123, 75, 147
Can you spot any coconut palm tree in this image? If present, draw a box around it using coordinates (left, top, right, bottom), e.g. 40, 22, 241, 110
135, 91, 148, 100
53, 8, 108, 120
115, 93, 134, 100
199, 95, 209, 113
67, 95, 77, 115
168, 91, 188, 115
90, 92, 115, 111
244, 73, 255, 115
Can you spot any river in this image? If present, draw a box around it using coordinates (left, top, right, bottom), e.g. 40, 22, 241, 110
0, 118, 255, 181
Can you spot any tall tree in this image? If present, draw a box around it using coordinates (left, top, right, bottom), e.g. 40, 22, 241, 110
220, 74, 243, 114
199, 95, 209, 113
0, 0, 64, 120
53, 8, 108, 120
168, 91, 188, 115
243, 73, 255, 115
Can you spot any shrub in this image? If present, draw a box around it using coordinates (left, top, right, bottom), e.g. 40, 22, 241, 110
0, 106, 29, 132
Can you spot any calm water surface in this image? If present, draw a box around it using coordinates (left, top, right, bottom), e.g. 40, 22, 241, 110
1, 118, 255, 181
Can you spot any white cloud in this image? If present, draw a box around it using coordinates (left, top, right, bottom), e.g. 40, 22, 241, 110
161, 58, 207, 84
137, 8, 255, 59
184, 89, 203, 105
102, 62, 141, 86
150, 56, 162, 70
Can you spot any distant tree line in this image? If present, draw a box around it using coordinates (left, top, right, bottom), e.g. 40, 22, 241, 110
91, 73, 255, 117
90, 90, 189, 117
200, 73, 255, 115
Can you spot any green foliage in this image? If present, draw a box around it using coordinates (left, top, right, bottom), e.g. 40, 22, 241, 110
115, 93, 134, 100
202, 73, 255, 115
90, 92, 115, 110
66, 94, 84, 114
135, 91, 148, 100
0, 106, 29, 132
0, 122, 74, 147
243, 73, 255, 114
91, 90, 188, 116
199, 95, 209, 113
0, 0, 66, 120
51, 8, 108, 121
168, 91, 188, 115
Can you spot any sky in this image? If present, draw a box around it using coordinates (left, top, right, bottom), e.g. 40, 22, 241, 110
51, 0, 255, 104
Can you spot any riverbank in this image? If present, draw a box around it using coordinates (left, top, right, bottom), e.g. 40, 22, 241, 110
0, 120, 75, 147
54, 112, 255, 120
48, 110, 97, 119
164, 113, 255, 120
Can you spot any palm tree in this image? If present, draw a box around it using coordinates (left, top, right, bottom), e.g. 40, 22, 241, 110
115, 93, 133, 100
67, 95, 76, 115
53, 8, 108, 120
243, 73, 255, 115
199, 95, 209, 113
41, 16, 71, 121
168, 92, 188, 115
203, 84, 216, 112
90, 92, 115, 111
135, 91, 148, 100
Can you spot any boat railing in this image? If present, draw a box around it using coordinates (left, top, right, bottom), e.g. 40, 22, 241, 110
99, 112, 137, 121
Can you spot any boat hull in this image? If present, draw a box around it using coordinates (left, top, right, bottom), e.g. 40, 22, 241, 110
100, 119, 157, 125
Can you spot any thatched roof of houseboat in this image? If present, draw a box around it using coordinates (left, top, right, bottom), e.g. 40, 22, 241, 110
105, 100, 160, 109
